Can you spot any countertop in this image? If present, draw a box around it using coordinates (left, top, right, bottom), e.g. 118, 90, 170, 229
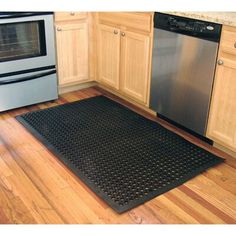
164, 12, 236, 27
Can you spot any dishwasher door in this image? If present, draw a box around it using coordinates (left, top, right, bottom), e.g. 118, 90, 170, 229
150, 28, 219, 136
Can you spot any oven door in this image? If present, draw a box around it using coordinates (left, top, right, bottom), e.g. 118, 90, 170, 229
0, 13, 55, 75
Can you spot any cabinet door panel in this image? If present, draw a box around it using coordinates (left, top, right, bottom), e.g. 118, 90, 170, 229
120, 31, 150, 103
98, 24, 120, 90
207, 58, 236, 151
56, 23, 89, 86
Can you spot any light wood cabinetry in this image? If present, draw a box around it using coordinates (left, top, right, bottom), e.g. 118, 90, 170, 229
120, 30, 150, 103
98, 25, 120, 90
220, 26, 236, 56
98, 12, 152, 33
55, 23, 88, 85
97, 13, 153, 105
54, 12, 89, 87
54, 12, 153, 103
207, 25, 236, 152
54, 12, 88, 22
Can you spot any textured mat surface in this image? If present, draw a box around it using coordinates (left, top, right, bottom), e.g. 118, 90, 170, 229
16, 96, 224, 213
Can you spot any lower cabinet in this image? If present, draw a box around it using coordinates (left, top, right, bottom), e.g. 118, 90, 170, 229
207, 25, 236, 152
55, 22, 89, 86
120, 30, 150, 103
98, 24, 120, 90
97, 23, 151, 105
54, 12, 152, 105
207, 57, 236, 152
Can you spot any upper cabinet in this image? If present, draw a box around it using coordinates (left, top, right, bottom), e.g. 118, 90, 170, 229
54, 12, 89, 87
207, 25, 236, 152
96, 13, 153, 105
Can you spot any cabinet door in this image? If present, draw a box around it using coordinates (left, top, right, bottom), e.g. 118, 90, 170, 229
56, 22, 89, 86
98, 24, 120, 90
207, 58, 236, 152
120, 30, 150, 104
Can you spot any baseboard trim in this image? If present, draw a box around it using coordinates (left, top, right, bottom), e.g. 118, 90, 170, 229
214, 142, 236, 158
59, 81, 98, 94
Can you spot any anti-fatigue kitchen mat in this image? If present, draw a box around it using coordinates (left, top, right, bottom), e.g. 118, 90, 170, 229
16, 95, 224, 213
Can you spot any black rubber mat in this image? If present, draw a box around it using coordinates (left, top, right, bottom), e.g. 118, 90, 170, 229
16, 96, 224, 213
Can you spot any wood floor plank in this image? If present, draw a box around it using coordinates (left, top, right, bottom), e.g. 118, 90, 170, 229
179, 185, 236, 224
0, 87, 236, 224
203, 164, 236, 196
60, 92, 83, 103
0, 176, 37, 224
0, 207, 11, 224
152, 195, 200, 224
184, 175, 236, 222
165, 188, 226, 223
0, 144, 65, 224
127, 205, 163, 224
146, 199, 186, 224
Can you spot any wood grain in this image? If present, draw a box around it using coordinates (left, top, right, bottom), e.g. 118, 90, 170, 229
55, 21, 89, 86
97, 12, 152, 33
120, 30, 150, 104
97, 24, 120, 90
207, 25, 236, 152
0, 87, 236, 224
54, 12, 88, 23
220, 25, 236, 56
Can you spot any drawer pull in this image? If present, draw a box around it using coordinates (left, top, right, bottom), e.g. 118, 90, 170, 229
217, 59, 224, 65
121, 32, 125, 37
114, 30, 118, 34
57, 27, 62, 31
234, 42, 236, 48
70, 12, 75, 16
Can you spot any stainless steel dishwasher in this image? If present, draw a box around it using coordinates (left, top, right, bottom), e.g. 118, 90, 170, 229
149, 12, 222, 137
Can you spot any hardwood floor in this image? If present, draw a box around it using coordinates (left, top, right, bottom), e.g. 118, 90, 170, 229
0, 87, 236, 224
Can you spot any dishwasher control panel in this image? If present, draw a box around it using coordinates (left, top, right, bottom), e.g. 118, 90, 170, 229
169, 17, 215, 32
154, 12, 222, 42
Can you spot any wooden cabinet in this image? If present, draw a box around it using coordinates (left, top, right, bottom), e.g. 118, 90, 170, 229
120, 31, 150, 103
98, 25, 120, 90
54, 13, 89, 87
207, 26, 236, 152
55, 23, 89, 86
97, 13, 152, 104
54, 12, 153, 103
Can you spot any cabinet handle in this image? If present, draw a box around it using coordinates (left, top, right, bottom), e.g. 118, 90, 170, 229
121, 32, 125, 37
114, 30, 118, 34
57, 27, 62, 31
70, 12, 75, 16
234, 42, 236, 48
217, 59, 224, 65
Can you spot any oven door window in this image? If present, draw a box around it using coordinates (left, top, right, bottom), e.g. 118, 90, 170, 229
0, 20, 46, 62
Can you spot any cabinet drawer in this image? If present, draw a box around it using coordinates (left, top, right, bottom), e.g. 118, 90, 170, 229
54, 12, 87, 22
98, 12, 152, 33
220, 26, 236, 56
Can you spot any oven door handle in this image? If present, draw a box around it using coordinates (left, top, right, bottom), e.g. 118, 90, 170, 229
0, 69, 56, 85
